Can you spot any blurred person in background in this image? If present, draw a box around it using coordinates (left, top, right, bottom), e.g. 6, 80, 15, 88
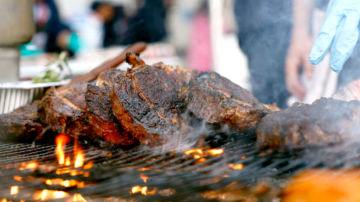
91, 2, 128, 47
235, 0, 293, 109
32, 0, 81, 55
120, 0, 169, 45
288, 0, 360, 99
187, 1, 212, 73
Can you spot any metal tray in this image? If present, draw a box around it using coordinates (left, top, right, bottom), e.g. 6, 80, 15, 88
0, 80, 69, 114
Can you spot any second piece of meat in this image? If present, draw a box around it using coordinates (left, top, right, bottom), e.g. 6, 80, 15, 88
179, 72, 270, 133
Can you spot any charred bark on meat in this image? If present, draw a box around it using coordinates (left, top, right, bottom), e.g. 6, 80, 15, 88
38, 83, 89, 136
110, 52, 197, 146
256, 98, 360, 151
179, 72, 270, 133
0, 101, 45, 142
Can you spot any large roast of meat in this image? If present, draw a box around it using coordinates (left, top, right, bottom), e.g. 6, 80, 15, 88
179, 71, 270, 132
256, 98, 360, 151
111, 52, 197, 146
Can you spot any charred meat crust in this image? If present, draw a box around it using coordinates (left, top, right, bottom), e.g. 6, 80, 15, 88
110, 52, 192, 146
256, 98, 360, 151
178, 71, 270, 132
38, 83, 88, 136
0, 101, 44, 142
86, 84, 139, 146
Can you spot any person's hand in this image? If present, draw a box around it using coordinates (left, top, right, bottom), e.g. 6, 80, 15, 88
285, 32, 314, 100
309, 0, 360, 72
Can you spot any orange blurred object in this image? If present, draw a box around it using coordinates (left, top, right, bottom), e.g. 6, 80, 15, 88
184, 149, 203, 155
10, 186, 18, 195
75, 148, 84, 168
208, 149, 223, 156
55, 134, 71, 165
73, 193, 87, 202
33, 189, 69, 200
229, 164, 244, 170
283, 170, 360, 202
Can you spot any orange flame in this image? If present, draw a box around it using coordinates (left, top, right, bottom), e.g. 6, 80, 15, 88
65, 156, 71, 166
229, 164, 244, 170
75, 148, 84, 168
10, 186, 18, 195
73, 193, 87, 202
55, 134, 71, 165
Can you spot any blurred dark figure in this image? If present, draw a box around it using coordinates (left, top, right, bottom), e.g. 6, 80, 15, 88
235, 0, 293, 108
34, 0, 80, 54
91, 1, 128, 47
121, 0, 168, 45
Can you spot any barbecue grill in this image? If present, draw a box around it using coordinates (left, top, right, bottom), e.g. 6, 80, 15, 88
1, 132, 360, 201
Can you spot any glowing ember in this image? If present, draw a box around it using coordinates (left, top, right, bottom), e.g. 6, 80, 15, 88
184, 149, 203, 155
140, 174, 149, 183
10, 186, 18, 195
45, 179, 52, 185
208, 149, 224, 156
33, 189, 69, 200
73, 193, 87, 202
55, 134, 71, 165
242, 156, 246, 159
83, 161, 93, 170
131, 186, 156, 195
229, 164, 244, 170
75, 148, 84, 168
14, 176, 22, 182
194, 155, 201, 159
1, 199, 7, 202
198, 158, 207, 162
138, 168, 150, 171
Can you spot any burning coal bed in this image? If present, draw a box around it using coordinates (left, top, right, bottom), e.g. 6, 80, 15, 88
2, 133, 360, 201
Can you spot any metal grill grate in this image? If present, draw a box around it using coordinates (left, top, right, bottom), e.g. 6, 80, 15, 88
0, 140, 360, 201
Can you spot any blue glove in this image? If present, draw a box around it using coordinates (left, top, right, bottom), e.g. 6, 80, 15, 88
309, 0, 360, 72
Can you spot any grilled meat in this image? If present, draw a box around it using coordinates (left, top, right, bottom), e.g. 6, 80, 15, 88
38, 82, 89, 136
111, 52, 197, 146
86, 69, 139, 146
256, 98, 360, 151
332, 79, 360, 101
0, 101, 44, 142
178, 72, 270, 132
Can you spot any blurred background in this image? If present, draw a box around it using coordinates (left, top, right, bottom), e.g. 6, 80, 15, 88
1, 0, 347, 109
17, 0, 250, 88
